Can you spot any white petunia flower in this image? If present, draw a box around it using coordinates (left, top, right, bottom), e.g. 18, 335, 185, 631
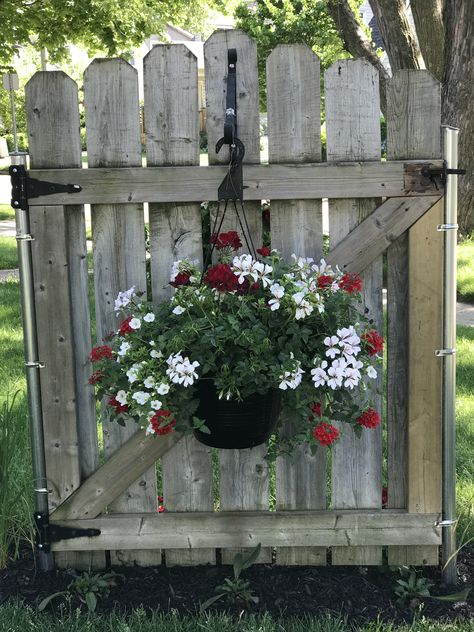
114, 287, 136, 312
366, 365, 377, 379
150, 399, 162, 410
126, 366, 140, 383
150, 349, 163, 359
156, 383, 170, 395
129, 317, 141, 330
143, 312, 155, 323
172, 305, 186, 315
115, 390, 128, 405
117, 341, 131, 357
132, 391, 150, 405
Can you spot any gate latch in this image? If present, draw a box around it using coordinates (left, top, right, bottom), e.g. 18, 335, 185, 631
10, 164, 82, 211
35, 512, 101, 553
421, 162, 466, 190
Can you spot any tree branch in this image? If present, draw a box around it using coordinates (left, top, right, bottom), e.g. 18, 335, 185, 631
410, 0, 444, 81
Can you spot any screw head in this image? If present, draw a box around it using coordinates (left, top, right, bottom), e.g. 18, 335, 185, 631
13, 201, 19, 206
12, 167, 18, 173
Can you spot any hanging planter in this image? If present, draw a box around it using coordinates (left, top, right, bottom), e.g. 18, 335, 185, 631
193, 379, 282, 449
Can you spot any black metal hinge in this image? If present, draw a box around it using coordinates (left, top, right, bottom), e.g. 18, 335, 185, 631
34, 512, 101, 553
10, 164, 82, 211
421, 162, 466, 189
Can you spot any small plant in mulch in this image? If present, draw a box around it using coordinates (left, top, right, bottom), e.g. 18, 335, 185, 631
38, 570, 123, 613
200, 543, 261, 610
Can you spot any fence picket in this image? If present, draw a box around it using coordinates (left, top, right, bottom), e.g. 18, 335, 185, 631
387, 70, 442, 566
267, 44, 326, 566
84, 58, 160, 566
204, 30, 270, 564
144, 43, 215, 566
325, 59, 383, 565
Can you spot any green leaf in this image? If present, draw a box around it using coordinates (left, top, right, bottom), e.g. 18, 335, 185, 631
200, 593, 225, 611
233, 553, 244, 579
38, 591, 68, 611
430, 588, 471, 602
240, 543, 262, 572
85, 591, 97, 612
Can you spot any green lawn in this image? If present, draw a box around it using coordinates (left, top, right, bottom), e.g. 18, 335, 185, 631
0, 237, 18, 270
0, 204, 15, 221
457, 239, 474, 304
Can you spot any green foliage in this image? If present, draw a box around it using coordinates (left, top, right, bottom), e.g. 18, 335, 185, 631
0, 236, 18, 270
38, 570, 123, 613
235, 0, 363, 109
200, 543, 261, 610
457, 238, 474, 304
0, 204, 15, 221
393, 566, 433, 605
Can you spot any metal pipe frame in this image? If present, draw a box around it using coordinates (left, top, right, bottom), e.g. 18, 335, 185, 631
441, 127, 459, 585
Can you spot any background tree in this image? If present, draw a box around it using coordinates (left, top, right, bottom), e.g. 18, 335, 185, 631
237, 0, 474, 234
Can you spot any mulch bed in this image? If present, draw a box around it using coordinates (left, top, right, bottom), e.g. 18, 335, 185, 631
1, 544, 473, 624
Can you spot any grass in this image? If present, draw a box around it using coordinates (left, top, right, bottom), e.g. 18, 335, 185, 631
457, 238, 474, 304
0, 605, 474, 632
0, 237, 18, 270
0, 204, 15, 221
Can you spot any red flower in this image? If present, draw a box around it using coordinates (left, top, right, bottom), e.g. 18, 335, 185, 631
108, 396, 129, 414
203, 263, 240, 292
311, 402, 323, 417
362, 330, 384, 356
119, 316, 133, 335
157, 495, 164, 503
170, 271, 191, 288
210, 230, 242, 251
88, 370, 104, 385
150, 409, 176, 435
257, 246, 271, 257
356, 408, 381, 429
340, 273, 362, 294
317, 275, 333, 289
90, 345, 113, 362
312, 421, 340, 447
158, 505, 166, 513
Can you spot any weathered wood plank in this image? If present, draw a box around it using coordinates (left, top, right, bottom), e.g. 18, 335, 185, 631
84, 58, 159, 566
326, 196, 442, 275
144, 43, 215, 566
26, 160, 443, 206
51, 431, 183, 521
26, 71, 102, 569
267, 44, 326, 566
387, 70, 442, 566
326, 59, 383, 565
51, 511, 442, 552
204, 29, 269, 564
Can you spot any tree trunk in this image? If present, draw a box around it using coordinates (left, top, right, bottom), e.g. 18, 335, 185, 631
411, 0, 444, 81
368, 0, 423, 72
443, 0, 474, 234
326, 0, 389, 112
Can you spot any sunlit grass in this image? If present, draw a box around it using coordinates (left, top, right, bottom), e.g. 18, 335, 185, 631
457, 238, 474, 304
0, 236, 18, 270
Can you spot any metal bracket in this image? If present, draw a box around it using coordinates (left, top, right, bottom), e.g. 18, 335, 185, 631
10, 164, 81, 211
421, 162, 466, 190
435, 519, 458, 528
25, 361, 45, 368
437, 223, 458, 231
34, 512, 101, 553
435, 348, 456, 357
15, 234, 35, 241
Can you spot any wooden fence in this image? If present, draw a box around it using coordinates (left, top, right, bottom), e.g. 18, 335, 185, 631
22, 30, 445, 569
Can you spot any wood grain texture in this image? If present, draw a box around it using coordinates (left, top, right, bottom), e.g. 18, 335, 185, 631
267, 44, 326, 566
84, 58, 159, 566
144, 43, 215, 566
26, 160, 443, 206
386, 70, 442, 566
204, 29, 269, 564
51, 511, 442, 552
325, 59, 383, 565
25, 71, 102, 569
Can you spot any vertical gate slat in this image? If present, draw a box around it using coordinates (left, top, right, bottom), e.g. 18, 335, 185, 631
267, 44, 326, 566
144, 43, 215, 566
84, 58, 160, 566
26, 71, 102, 569
204, 30, 270, 565
325, 60, 383, 566
386, 70, 442, 566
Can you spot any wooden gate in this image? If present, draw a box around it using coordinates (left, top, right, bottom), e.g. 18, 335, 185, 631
21, 30, 445, 569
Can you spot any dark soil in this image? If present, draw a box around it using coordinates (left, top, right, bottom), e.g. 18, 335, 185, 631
1, 544, 474, 624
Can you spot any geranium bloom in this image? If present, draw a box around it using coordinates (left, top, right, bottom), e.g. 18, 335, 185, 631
317, 274, 333, 289
119, 317, 133, 335
204, 263, 240, 292
292, 291, 313, 320
88, 370, 104, 384
279, 358, 304, 390
311, 361, 328, 387
170, 271, 191, 288
324, 335, 341, 359
327, 357, 348, 389
356, 408, 381, 429
269, 282, 285, 310
147, 409, 176, 436
211, 230, 242, 251
90, 345, 113, 362
340, 273, 362, 294
312, 421, 340, 446
108, 396, 129, 414
166, 353, 199, 387
337, 326, 361, 358
257, 246, 271, 257
362, 330, 384, 356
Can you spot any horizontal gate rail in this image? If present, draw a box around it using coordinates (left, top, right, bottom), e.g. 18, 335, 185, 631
50, 511, 442, 552
6, 159, 444, 206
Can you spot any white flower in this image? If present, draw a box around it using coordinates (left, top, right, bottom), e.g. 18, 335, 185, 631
232, 254, 255, 284
156, 383, 170, 395
143, 376, 155, 389
344, 367, 361, 389
166, 353, 200, 387
292, 291, 313, 320
132, 391, 150, 406
252, 261, 273, 287
117, 341, 131, 357
150, 399, 162, 410
129, 317, 141, 330
268, 283, 284, 310
324, 335, 341, 359
114, 287, 136, 312
337, 326, 361, 357
143, 312, 155, 323
311, 259, 333, 275
327, 358, 348, 390
116, 390, 128, 405
366, 365, 378, 379
146, 423, 155, 436
311, 361, 328, 387
278, 358, 304, 390
172, 305, 186, 315
150, 349, 163, 359
126, 366, 140, 383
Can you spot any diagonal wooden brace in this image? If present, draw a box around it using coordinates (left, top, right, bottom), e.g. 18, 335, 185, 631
51, 194, 442, 522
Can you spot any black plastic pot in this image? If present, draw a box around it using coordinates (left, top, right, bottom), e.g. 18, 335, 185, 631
193, 380, 282, 449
